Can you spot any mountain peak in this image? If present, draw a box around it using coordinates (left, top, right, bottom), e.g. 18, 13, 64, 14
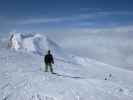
8, 32, 60, 55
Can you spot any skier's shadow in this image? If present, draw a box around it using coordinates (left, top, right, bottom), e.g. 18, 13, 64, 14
53, 73, 82, 79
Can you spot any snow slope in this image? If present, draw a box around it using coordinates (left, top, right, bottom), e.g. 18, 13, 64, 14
61, 34, 133, 70
0, 33, 133, 100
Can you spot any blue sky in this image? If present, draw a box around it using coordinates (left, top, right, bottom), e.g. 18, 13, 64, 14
0, 0, 133, 39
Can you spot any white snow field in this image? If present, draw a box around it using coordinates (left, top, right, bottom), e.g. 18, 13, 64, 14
0, 33, 133, 100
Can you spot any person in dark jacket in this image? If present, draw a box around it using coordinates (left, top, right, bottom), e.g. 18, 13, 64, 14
44, 50, 54, 73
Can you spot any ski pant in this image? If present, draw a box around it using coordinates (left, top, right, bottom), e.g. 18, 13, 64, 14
45, 63, 53, 73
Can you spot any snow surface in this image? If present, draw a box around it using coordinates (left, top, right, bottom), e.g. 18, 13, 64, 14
0, 32, 133, 100
61, 34, 133, 70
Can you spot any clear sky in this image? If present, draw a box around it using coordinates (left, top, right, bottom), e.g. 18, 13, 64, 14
0, 0, 133, 39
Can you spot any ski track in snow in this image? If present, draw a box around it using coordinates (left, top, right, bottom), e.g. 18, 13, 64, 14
0, 49, 133, 100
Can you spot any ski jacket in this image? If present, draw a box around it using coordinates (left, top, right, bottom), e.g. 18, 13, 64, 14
44, 54, 54, 64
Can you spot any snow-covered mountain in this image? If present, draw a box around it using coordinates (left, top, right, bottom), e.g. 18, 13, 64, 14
0, 32, 133, 100
8, 32, 67, 58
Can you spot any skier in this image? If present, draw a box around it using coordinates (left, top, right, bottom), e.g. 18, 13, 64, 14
44, 50, 55, 74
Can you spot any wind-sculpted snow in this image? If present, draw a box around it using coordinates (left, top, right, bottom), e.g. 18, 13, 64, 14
0, 33, 133, 100
8, 32, 68, 59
